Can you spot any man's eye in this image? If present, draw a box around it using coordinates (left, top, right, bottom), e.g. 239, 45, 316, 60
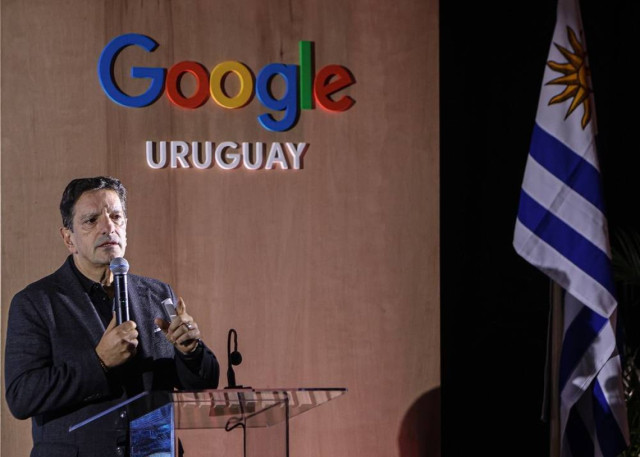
83, 217, 97, 225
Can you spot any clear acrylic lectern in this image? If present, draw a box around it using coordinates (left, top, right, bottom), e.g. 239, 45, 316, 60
70, 388, 347, 457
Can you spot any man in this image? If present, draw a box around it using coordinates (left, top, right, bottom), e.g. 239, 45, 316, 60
4, 176, 219, 457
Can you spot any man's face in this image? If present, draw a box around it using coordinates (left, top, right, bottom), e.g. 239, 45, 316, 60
61, 189, 127, 273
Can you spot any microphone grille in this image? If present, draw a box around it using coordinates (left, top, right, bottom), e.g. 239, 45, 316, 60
109, 257, 129, 274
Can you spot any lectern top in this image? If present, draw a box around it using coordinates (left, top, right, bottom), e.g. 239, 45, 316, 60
70, 387, 347, 432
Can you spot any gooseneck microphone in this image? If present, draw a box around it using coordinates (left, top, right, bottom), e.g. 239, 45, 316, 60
226, 329, 244, 388
110, 257, 130, 325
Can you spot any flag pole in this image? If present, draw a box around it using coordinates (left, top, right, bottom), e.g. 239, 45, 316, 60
549, 281, 563, 457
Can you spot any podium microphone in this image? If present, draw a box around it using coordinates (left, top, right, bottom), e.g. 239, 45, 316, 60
110, 257, 130, 325
226, 329, 245, 388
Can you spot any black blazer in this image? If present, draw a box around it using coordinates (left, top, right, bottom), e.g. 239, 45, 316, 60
4, 257, 219, 457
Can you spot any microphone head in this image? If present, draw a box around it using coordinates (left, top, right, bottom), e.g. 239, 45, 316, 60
109, 257, 129, 275
230, 351, 243, 366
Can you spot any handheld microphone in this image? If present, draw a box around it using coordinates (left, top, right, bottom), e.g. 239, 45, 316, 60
226, 328, 245, 388
110, 257, 130, 325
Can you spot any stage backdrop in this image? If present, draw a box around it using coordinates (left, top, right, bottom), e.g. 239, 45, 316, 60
0, 1, 439, 456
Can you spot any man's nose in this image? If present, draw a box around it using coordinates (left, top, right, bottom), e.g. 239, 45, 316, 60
98, 215, 116, 234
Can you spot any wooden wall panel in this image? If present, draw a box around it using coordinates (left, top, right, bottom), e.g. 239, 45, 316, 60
1, 1, 439, 456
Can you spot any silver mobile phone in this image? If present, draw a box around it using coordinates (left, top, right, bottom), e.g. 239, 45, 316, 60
162, 298, 177, 319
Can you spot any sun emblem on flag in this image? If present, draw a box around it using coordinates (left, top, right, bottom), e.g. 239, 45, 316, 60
545, 26, 592, 129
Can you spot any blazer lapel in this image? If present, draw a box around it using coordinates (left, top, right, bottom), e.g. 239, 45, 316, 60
52, 260, 106, 345
127, 277, 155, 358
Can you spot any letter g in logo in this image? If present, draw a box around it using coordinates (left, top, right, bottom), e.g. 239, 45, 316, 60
98, 33, 165, 108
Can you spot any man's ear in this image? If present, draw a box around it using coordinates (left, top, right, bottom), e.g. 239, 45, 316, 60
60, 227, 76, 254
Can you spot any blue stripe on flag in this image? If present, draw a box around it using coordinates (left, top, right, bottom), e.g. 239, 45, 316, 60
593, 379, 628, 456
530, 124, 605, 212
517, 190, 615, 295
566, 405, 595, 457
559, 306, 607, 391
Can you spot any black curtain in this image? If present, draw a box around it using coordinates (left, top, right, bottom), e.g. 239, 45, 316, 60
440, 0, 640, 454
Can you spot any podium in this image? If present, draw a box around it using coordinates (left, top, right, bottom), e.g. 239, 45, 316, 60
70, 388, 347, 457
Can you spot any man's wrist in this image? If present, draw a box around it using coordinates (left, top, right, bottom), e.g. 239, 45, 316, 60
96, 352, 110, 372
178, 339, 203, 357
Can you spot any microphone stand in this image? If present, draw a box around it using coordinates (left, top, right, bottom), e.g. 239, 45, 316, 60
225, 328, 250, 389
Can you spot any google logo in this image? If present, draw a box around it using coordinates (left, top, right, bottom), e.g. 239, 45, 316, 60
98, 34, 355, 132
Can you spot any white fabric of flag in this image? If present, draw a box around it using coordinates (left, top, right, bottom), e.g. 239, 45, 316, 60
513, 0, 629, 455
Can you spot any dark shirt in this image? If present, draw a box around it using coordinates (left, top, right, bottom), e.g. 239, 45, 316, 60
68, 256, 114, 327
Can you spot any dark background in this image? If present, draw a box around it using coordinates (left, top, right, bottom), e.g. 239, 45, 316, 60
441, 0, 640, 454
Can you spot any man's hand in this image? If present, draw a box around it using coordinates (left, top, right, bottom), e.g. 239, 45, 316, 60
154, 297, 201, 354
95, 314, 139, 369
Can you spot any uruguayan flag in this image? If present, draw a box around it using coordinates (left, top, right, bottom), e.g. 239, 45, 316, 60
513, 0, 629, 455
